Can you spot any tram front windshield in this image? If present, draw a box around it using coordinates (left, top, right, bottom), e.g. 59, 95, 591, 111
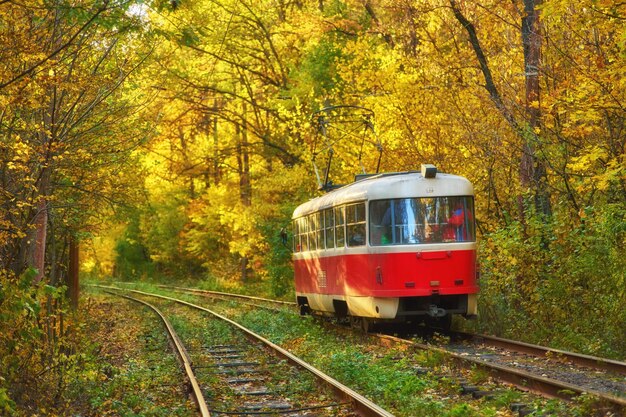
369, 196, 475, 245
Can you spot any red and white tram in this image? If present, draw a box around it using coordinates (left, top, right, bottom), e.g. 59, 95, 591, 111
292, 165, 478, 330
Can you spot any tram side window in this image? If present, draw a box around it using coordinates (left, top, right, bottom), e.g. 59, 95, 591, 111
324, 208, 335, 249
299, 217, 309, 251
346, 202, 366, 247
308, 214, 318, 251
292, 220, 299, 252
293, 217, 306, 251
335, 206, 345, 248
315, 211, 324, 250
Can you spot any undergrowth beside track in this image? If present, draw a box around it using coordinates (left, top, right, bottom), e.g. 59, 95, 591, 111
84, 295, 196, 416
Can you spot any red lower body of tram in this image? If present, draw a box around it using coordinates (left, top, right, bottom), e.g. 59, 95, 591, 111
294, 248, 478, 324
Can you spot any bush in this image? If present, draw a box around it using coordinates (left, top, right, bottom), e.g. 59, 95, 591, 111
114, 214, 154, 280
0, 269, 100, 414
476, 204, 626, 358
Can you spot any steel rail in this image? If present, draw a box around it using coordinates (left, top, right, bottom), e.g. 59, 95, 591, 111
156, 284, 296, 306
453, 331, 626, 377
102, 290, 211, 417
374, 334, 626, 413
121, 288, 395, 417
155, 285, 291, 314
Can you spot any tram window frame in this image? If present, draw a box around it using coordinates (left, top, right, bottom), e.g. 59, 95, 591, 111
324, 208, 335, 249
293, 219, 299, 252
368, 196, 475, 246
307, 214, 318, 251
301, 217, 309, 251
315, 211, 324, 250
346, 202, 366, 247
335, 206, 346, 248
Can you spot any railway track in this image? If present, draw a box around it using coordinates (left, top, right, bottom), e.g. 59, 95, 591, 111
451, 332, 626, 377
377, 334, 626, 411
156, 284, 294, 312
103, 290, 211, 417
151, 284, 626, 414
96, 285, 395, 417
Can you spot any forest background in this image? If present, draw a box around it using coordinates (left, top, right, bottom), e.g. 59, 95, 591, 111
1, 0, 625, 412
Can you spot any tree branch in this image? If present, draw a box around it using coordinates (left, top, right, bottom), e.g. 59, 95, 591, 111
448, 0, 521, 134
0, 0, 110, 90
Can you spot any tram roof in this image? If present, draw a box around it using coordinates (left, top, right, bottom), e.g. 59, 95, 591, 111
293, 171, 474, 218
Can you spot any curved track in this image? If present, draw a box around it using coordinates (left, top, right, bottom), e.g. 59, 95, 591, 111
98, 285, 395, 417
154, 284, 626, 413
104, 290, 211, 417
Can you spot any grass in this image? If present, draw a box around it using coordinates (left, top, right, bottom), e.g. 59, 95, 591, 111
79, 293, 196, 417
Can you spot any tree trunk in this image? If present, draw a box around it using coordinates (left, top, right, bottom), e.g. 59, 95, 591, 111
67, 237, 79, 309
449, 0, 551, 220
239, 115, 251, 207
521, 0, 551, 217
213, 112, 220, 186
30, 198, 48, 284
238, 104, 252, 282
30, 164, 51, 285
